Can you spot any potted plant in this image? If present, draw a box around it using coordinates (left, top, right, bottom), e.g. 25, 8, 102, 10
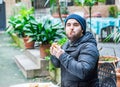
22, 14, 40, 49
36, 17, 66, 58
6, 7, 38, 49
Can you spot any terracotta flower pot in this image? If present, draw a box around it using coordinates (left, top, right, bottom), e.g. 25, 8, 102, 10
39, 44, 51, 58
23, 37, 35, 49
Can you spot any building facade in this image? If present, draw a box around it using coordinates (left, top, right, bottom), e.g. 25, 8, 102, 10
5, 0, 31, 18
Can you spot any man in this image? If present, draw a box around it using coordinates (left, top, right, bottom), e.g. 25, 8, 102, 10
50, 14, 99, 87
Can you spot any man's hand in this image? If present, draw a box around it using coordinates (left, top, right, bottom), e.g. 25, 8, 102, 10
50, 43, 65, 58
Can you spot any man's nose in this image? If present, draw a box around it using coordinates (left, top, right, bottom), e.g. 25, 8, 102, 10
69, 25, 74, 30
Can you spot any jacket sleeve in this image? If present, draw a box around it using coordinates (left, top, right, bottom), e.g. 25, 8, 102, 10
51, 55, 60, 68
59, 43, 99, 80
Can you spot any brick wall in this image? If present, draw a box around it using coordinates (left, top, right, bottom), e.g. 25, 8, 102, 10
68, 5, 117, 17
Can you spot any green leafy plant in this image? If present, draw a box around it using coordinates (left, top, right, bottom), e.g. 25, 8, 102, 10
104, 27, 120, 43
45, 56, 56, 71
108, 6, 118, 18
36, 17, 66, 44
6, 7, 34, 37
57, 37, 68, 46
74, 0, 105, 6
23, 16, 39, 42
6, 7, 39, 42
6, 15, 25, 37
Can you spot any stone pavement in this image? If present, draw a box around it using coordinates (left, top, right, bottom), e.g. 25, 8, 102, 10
0, 32, 52, 87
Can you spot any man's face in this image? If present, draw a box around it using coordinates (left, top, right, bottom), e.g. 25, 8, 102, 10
65, 19, 83, 42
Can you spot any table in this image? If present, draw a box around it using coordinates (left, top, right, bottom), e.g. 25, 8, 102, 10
10, 82, 59, 87
86, 17, 120, 35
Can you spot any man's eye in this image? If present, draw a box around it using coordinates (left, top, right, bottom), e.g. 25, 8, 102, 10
66, 23, 71, 26
74, 23, 79, 26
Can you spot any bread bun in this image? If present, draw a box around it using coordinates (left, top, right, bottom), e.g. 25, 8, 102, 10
29, 83, 52, 87
29, 83, 39, 87
52, 43, 58, 48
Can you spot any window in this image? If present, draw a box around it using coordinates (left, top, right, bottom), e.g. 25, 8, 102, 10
106, 0, 115, 5
16, 0, 21, 3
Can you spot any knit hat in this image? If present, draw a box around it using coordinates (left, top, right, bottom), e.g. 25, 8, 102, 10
65, 14, 86, 34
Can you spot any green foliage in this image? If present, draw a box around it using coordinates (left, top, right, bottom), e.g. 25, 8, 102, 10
36, 17, 66, 44
7, 2, 66, 44
57, 37, 68, 46
12, 2, 27, 16
99, 57, 116, 61
45, 56, 56, 71
6, 7, 40, 42
74, 0, 82, 6
108, 6, 118, 18
6, 15, 23, 37
104, 27, 120, 43
98, 0, 106, 3
19, 7, 34, 17
74, 0, 105, 6
6, 7, 35, 38
84, 0, 97, 6
50, 0, 56, 6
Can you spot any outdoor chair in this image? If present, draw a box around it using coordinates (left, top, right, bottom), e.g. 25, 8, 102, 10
100, 77, 116, 87
98, 62, 116, 86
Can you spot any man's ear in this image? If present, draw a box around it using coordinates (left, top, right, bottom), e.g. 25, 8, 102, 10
82, 30, 84, 35
82, 30, 83, 33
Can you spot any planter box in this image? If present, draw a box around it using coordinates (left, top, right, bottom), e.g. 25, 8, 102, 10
99, 56, 119, 67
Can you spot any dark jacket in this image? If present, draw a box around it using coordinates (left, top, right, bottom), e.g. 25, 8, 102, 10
51, 32, 99, 87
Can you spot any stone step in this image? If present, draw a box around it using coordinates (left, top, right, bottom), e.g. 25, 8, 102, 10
14, 54, 49, 78
24, 47, 41, 67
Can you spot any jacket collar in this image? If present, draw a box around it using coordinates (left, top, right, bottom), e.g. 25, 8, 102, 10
63, 39, 82, 52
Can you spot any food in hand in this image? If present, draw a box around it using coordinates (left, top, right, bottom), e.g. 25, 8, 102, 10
29, 83, 51, 87
52, 43, 59, 48
29, 83, 39, 87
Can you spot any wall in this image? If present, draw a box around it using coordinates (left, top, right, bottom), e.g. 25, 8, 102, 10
115, 0, 120, 10
5, 0, 31, 18
4, 0, 32, 27
68, 5, 117, 17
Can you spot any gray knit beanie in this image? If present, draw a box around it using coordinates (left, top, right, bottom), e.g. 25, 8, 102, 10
65, 14, 86, 35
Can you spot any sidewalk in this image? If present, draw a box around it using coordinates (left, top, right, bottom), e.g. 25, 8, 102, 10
0, 32, 51, 87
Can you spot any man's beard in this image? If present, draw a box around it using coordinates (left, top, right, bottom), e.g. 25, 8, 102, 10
66, 32, 81, 42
